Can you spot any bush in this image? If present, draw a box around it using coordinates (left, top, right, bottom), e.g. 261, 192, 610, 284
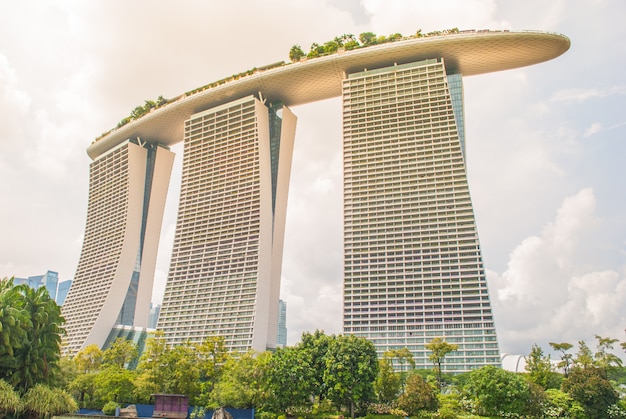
255, 412, 278, 419
22, 384, 78, 419
397, 373, 438, 415
102, 400, 120, 415
312, 399, 335, 415
0, 379, 21, 417
435, 391, 462, 419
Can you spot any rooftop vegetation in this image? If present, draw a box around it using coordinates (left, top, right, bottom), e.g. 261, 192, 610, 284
289, 28, 460, 62
95, 28, 479, 142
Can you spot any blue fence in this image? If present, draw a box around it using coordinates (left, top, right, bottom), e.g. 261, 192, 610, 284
79, 406, 255, 419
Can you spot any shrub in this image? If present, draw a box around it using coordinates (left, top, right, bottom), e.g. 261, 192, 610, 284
102, 400, 120, 416
22, 384, 78, 419
435, 391, 462, 419
0, 379, 21, 417
397, 373, 438, 415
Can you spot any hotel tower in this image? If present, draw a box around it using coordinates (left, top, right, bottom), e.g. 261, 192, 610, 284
62, 140, 174, 355
157, 97, 296, 352
342, 59, 497, 369
63, 30, 569, 371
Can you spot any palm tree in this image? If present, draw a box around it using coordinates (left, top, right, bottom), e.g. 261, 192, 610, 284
11, 284, 65, 393
289, 45, 305, 62
0, 278, 30, 372
425, 337, 458, 390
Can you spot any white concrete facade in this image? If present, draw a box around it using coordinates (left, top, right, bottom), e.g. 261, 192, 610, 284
157, 96, 296, 353
62, 140, 174, 354
342, 59, 499, 372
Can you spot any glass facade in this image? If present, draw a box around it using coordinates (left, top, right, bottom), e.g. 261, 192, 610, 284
14, 270, 59, 301
277, 299, 287, 346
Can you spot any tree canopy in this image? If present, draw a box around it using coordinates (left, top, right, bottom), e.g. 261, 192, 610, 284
425, 337, 457, 390
323, 334, 378, 419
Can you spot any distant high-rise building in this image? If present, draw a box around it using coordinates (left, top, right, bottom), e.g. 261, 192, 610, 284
63, 31, 569, 367
277, 299, 287, 346
56, 280, 72, 305
14, 270, 58, 301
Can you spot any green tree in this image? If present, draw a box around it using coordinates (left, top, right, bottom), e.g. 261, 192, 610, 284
299, 330, 333, 402
69, 372, 98, 408
359, 32, 377, 46
93, 364, 136, 405
289, 45, 305, 62
133, 332, 169, 403
323, 334, 378, 419
425, 337, 457, 390
573, 340, 593, 369
340, 34, 359, 50
322, 40, 340, 54
130, 105, 146, 120
543, 388, 585, 418
384, 347, 414, 389
435, 391, 462, 419
397, 373, 437, 415
74, 344, 103, 374
49, 355, 78, 393
156, 95, 168, 107
197, 336, 229, 404
594, 334, 623, 378
549, 341, 574, 377
134, 334, 228, 406
10, 284, 65, 393
69, 343, 104, 407
307, 43, 325, 58
0, 278, 30, 375
102, 338, 138, 368
163, 343, 201, 402
265, 346, 313, 412
0, 379, 21, 418
464, 365, 533, 417
385, 347, 415, 371
209, 351, 266, 409
525, 343, 560, 389
562, 365, 619, 418
374, 356, 400, 404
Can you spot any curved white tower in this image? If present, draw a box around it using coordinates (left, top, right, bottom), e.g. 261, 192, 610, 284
62, 140, 173, 354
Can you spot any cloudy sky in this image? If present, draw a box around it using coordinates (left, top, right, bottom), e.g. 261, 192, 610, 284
1, 0, 624, 358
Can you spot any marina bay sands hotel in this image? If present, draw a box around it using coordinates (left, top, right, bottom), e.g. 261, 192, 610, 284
62, 30, 569, 371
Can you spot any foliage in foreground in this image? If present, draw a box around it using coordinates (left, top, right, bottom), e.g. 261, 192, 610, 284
21, 383, 78, 419
3, 273, 626, 419
0, 379, 21, 418
0, 278, 65, 394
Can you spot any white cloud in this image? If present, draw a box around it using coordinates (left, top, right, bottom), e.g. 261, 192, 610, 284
490, 188, 626, 354
550, 85, 626, 104
361, 0, 509, 33
584, 122, 603, 137
0, 51, 31, 152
